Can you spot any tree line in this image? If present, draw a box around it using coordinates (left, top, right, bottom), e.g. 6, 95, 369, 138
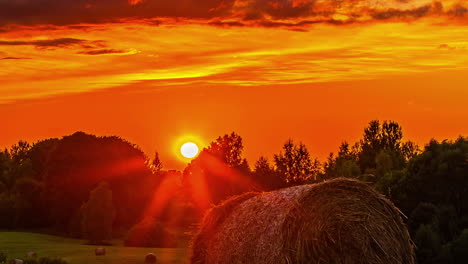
0, 121, 467, 263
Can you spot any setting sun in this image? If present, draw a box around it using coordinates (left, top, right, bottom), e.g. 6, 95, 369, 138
180, 142, 199, 159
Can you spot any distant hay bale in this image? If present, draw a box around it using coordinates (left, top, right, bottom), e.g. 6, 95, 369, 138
95, 248, 106, 256
191, 178, 414, 264
9, 259, 23, 264
26, 252, 37, 258
145, 253, 157, 264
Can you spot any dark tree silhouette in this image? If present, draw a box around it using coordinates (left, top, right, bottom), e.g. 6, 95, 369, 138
81, 182, 115, 244
253, 156, 281, 190
37, 132, 154, 232
183, 132, 252, 207
151, 151, 163, 173
273, 139, 319, 186
322, 142, 360, 180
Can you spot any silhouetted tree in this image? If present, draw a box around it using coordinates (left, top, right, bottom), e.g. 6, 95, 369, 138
183, 132, 252, 206
451, 229, 468, 264
322, 142, 360, 180
253, 156, 281, 190
274, 139, 319, 186
32, 132, 155, 232
81, 182, 115, 244
415, 224, 442, 264
358, 120, 402, 171
151, 152, 163, 173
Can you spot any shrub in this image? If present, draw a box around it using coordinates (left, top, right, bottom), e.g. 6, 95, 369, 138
414, 224, 441, 264
451, 229, 468, 264
0, 252, 7, 263
125, 218, 177, 248
81, 182, 116, 244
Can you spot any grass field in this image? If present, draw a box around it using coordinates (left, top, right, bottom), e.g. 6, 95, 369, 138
0, 232, 188, 264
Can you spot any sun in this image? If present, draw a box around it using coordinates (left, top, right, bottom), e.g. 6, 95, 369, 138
180, 142, 199, 159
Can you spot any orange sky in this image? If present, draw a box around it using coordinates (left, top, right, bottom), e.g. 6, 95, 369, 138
1, 0, 467, 169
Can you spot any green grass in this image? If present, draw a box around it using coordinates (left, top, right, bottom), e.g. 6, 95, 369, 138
0, 232, 188, 264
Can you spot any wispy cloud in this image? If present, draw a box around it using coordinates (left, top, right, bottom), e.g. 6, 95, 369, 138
1, 56, 30, 60
78, 48, 138, 55
0, 38, 86, 48
1, 21, 468, 103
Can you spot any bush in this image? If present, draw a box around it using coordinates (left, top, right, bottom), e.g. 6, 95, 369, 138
0, 252, 7, 263
125, 218, 177, 248
81, 182, 116, 244
0, 195, 15, 228
414, 224, 442, 264
451, 229, 468, 264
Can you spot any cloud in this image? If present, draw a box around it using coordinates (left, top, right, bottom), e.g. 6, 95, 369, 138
77, 49, 136, 55
208, 20, 245, 27
0, 38, 86, 48
1, 56, 30, 60
0, 0, 236, 26
0, 0, 466, 30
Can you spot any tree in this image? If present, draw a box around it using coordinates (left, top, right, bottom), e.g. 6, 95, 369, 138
375, 149, 393, 178
253, 156, 280, 190
274, 139, 319, 185
451, 229, 468, 264
151, 152, 163, 173
81, 182, 116, 244
375, 136, 467, 264
40, 132, 154, 232
355, 120, 418, 185
414, 224, 442, 264
406, 137, 467, 216
183, 132, 252, 206
322, 142, 360, 180
0, 141, 42, 228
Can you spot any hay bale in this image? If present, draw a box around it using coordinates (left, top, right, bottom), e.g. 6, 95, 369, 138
95, 247, 106, 256
191, 178, 414, 264
26, 252, 37, 258
145, 253, 157, 264
9, 259, 23, 264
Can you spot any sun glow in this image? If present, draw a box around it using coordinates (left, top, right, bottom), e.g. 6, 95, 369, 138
180, 142, 199, 159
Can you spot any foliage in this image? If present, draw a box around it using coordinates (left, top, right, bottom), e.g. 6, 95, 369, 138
42, 132, 155, 232
356, 120, 418, 180
320, 141, 361, 180
81, 182, 116, 244
183, 132, 252, 206
0, 252, 6, 263
253, 156, 281, 190
451, 229, 468, 264
124, 218, 177, 248
151, 152, 163, 173
273, 139, 320, 185
406, 137, 468, 217
414, 224, 442, 264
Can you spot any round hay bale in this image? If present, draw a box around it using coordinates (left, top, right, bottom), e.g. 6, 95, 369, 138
145, 253, 157, 264
191, 178, 414, 264
26, 252, 37, 258
95, 247, 106, 256
191, 192, 259, 262
9, 259, 23, 264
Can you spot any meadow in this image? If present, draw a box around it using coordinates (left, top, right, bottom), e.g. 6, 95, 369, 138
0, 232, 188, 264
